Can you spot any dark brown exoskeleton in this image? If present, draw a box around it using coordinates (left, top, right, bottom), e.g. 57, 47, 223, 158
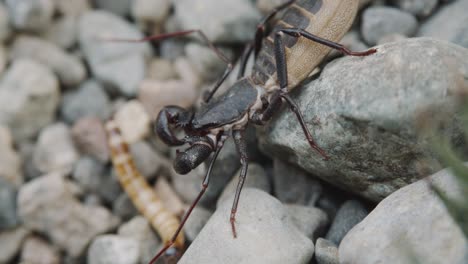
133, 0, 377, 262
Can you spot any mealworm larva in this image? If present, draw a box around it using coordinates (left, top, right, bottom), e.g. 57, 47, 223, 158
105, 120, 185, 250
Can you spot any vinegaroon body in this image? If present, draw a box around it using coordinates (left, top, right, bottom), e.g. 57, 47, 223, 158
111, 0, 377, 262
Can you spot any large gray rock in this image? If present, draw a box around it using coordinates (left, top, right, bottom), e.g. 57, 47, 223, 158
173, 0, 261, 43
78, 11, 151, 96
18, 173, 120, 257
179, 188, 314, 264
339, 167, 468, 264
0, 59, 59, 140
259, 38, 468, 201
418, 0, 468, 49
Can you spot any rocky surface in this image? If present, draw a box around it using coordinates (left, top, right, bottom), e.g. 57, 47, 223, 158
339, 167, 468, 264
259, 38, 468, 201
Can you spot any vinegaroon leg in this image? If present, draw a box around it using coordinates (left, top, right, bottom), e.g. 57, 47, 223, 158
148, 133, 228, 264
229, 129, 249, 238
102, 30, 233, 103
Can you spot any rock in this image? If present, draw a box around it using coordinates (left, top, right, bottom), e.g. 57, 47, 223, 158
88, 235, 140, 264
129, 140, 164, 181
258, 38, 468, 201
0, 3, 10, 42
184, 206, 213, 242
11, 35, 86, 86
6, 0, 55, 32
114, 100, 151, 144
0, 227, 30, 263
94, 0, 132, 16
118, 216, 161, 264
325, 200, 368, 246
103, 169, 124, 203
0, 59, 59, 140
392, 0, 438, 17
361, 6, 418, 45
138, 79, 198, 118
32, 123, 79, 175
273, 158, 323, 206
217, 163, 270, 207
173, 0, 261, 43
174, 57, 203, 89
418, 0, 468, 49
41, 16, 78, 49
71, 117, 110, 162
0, 126, 22, 186
286, 204, 328, 241
315, 238, 339, 264
376, 33, 407, 45
72, 156, 107, 194
185, 42, 234, 81
0, 178, 19, 229
339, 167, 468, 264
78, 11, 151, 97
0, 45, 6, 75
60, 80, 111, 123
131, 0, 171, 26
18, 173, 120, 257
20, 236, 60, 264
146, 58, 178, 81
112, 193, 138, 221
54, 0, 91, 17
179, 188, 314, 264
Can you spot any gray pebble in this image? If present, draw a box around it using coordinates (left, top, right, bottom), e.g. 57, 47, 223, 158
286, 204, 329, 241
41, 16, 78, 49
361, 6, 418, 45
18, 173, 120, 257
129, 141, 165, 181
88, 235, 139, 264
94, 0, 132, 17
418, 0, 468, 48
112, 193, 138, 221
0, 177, 19, 229
392, 0, 438, 17
32, 123, 79, 175
6, 0, 55, 32
315, 238, 338, 264
60, 80, 111, 124
71, 117, 110, 162
173, 0, 261, 43
20, 236, 60, 264
72, 156, 107, 194
340, 167, 468, 264
0, 227, 30, 263
273, 158, 323, 206
101, 168, 124, 203
325, 200, 368, 246
0, 59, 59, 141
11, 35, 86, 86
0, 126, 23, 186
258, 38, 468, 201
184, 206, 213, 242
78, 11, 151, 97
179, 188, 314, 264
0, 3, 11, 42
185, 42, 234, 82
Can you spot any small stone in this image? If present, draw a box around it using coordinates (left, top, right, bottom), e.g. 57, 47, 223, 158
114, 100, 151, 144
103, 169, 124, 203
173, 0, 261, 43
138, 79, 198, 118
72, 156, 107, 194
0, 178, 18, 229
129, 141, 164, 181
88, 235, 140, 264
79, 11, 151, 97
325, 200, 368, 246
185, 42, 234, 82
0, 227, 30, 263
146, 58, 178, 81
60, 80, 111, 123
54, 0, 90, 17
286, 204, 328, 241
0, 59, 59, 140
20, 236, 60, 264
18, 173, 120, 257
179, 188, 314, 264
6, 0, 55, 32
112, 193, 138, 221
315, 238, 338, 264
0, 3, 11, 42
273, 158, 323, 206
32, 123, 79, 175
11, 35, 86, 86
41, 16, 78, 49
339, 167, 468, 264
131, 0, 171, 26
217, 163, 270, 207
0, 126, 22, 186
118, 216, 161, 264
71, 117, 110, 162
418, 0, 468, 48
361, 7, 418, 45
392, 0, 438, 17
94, 0, 132, 16
184, 206, 212, 242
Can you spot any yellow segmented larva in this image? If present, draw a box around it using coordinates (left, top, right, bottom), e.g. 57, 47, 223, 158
105, 120, 185, 249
